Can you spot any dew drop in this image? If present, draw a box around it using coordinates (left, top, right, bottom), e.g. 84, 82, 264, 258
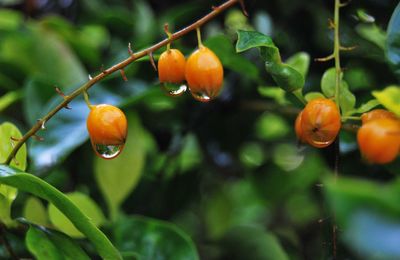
161, 82, 187, 97
91, 142, 124, 160
190, 91, 213, 102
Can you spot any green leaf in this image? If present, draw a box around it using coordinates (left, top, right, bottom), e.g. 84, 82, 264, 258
386, 2, 400, 80
257, 86, 288, 105
356, 24, 386, 50
354, 99, 380, 114
321, 67, 337, 98
179, 133, 203, 172
285, 52, 310, 78
23, 197, 49, 227
0, 165, 121, 259
48, 192, 105, 238
114, 215, 199, 260
221, 226, 289, 260
26, 225, 64, 260
0, 90, 23, 112
236, 30, 304, 92
0, 9, 23, 30
95, 113, 146, 221
205, 35, 259, 80
0, 122, 26, 226
372, 86, 400, 116
26, 225, 90, 260
304, 92, 325, 102
355, 9, 375, 23
340, 81, 356, 116
255, 113, 289, 141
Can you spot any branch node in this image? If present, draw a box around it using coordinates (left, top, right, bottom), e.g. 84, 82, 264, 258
328, 18, 335, 29
314, 53, 335, 62
120, 69, 128, 82
128, 42, 134, 57
148, 51, 157, 71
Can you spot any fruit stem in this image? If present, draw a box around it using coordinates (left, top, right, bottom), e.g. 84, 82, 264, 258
4, 0, 241, 165
164, 23, 172, 51
83, 91, 93, 109
196, 27, 203, 47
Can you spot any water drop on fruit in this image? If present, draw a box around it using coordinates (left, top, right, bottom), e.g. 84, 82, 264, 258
161, 82, 187, 97
91, 142, 124, 160
190, 90, 212, 102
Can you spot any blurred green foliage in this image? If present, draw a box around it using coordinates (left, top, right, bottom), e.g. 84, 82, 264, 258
0, 0, 399, 259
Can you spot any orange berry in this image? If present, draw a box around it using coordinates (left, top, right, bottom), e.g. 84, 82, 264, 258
295, 110, 307, 143
357, 118, 400, 164
300, 98, 341, 148
158, 49, 186, 84
87, 104, 127, 159
361, 109, 397, 124
185, 45, 223, 102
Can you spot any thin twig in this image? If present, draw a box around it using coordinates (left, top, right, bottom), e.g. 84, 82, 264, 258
4, 0, 242, 165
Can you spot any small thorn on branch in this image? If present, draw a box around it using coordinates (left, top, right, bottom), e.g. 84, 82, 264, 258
37, 119, 46, 130
340, 45, 357, 51
328, 18, 335, 29
315, 53, 334, 62
211, 5, 217, 10
120, 69, 128, 82
339, 0, 351, 7
88, 74, 93, 80
55, 87, 68, 99
238, 0, 248, 17
10, 136, 21, 142
148, 51, 157, 71
128, 43, 134, 56
100, 64, 105, 73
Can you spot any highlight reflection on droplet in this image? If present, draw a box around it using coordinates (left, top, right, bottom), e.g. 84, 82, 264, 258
161, 82, 187, 97
91, 141, 125, 160
190, 91, 212, 102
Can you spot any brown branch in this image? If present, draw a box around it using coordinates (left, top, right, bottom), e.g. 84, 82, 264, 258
4, 0, 242, 165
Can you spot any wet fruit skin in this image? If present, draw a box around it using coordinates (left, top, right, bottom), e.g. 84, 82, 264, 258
361, 109, 397, 124
158, 49, 186, 84
185, 45, 223, 101
357, 118, 400, 164
295, 110, 307, 143
87, 104, 127, 145
300, 98, 341, 148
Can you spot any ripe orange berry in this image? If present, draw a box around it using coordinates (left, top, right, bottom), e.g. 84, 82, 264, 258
185, 45, 223, 102
87, 104, 127, 159
357, 118, 400, 164
300, 98, 341, 148
158, 49, 186, 84
361, 109, 397, 124
295, 110, 307, 143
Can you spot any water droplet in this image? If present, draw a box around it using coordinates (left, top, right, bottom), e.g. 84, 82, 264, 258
161, 82, 187, 97
190, 91, 213, 102
91, 141, 124, 159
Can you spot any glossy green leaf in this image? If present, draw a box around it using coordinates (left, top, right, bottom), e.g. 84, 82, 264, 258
205, 35, 259, 80
355, 99, 380, 114
304, 92, 325, 102
26, 225, 64, 260
0, 165, 121, 259
356, 9, 375, 23
258, 86, 288, 105
23, 197, 49, 227
26, 225, 90, 260
386, 2, 400, 79
221, 226, 289, 260
236, 30, 304, 92
0, 122, 26, 226
321, 67, 337, 98
356, 24, 386, 50
340, 81, 356, 116
48, 192, 106, 238
114, 215, 199, 260
372, 86, 400, 116
95, 113, 147, 221
0, 90, 22, 112
285, 52, 310, 78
